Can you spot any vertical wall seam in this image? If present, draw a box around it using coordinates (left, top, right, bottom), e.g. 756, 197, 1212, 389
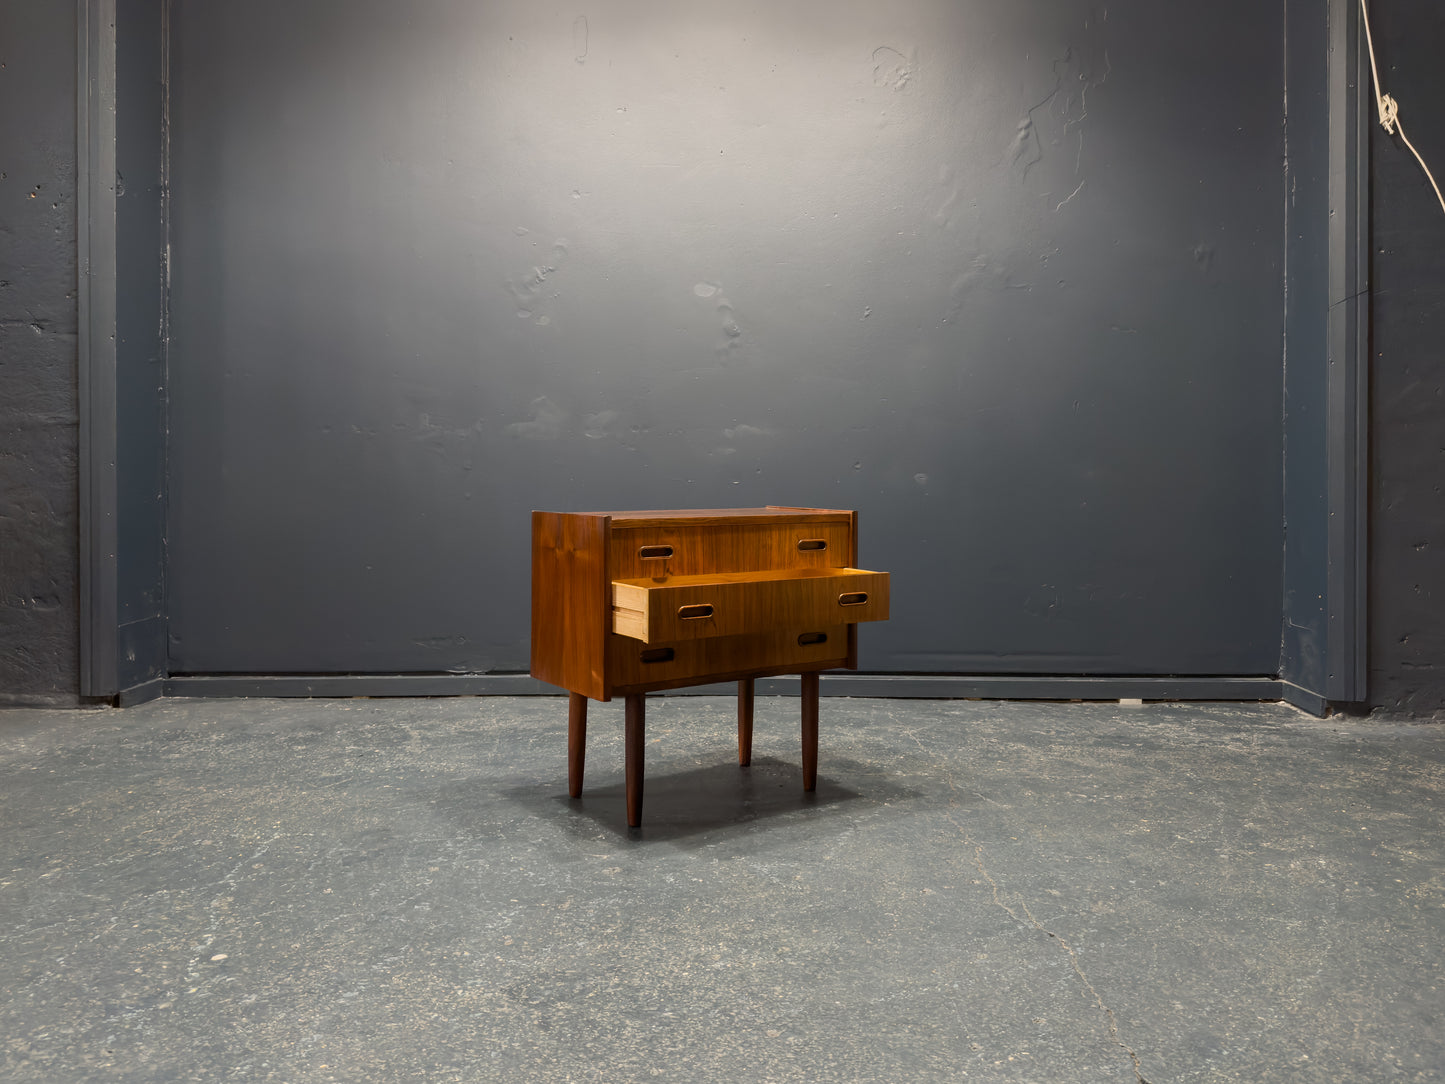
77, 0, 120, 697
159, 0, 173, 678
1279, 0, 1291, 680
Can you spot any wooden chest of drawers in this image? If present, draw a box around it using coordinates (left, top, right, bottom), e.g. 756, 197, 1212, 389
531, 507, 889, 827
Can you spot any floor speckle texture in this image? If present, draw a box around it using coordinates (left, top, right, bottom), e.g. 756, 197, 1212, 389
1, 696, 1443, 1082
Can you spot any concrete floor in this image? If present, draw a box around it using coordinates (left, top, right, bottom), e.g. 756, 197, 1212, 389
1, 696, 1443, 1083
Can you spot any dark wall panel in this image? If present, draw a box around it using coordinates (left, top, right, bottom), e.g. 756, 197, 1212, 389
1281, 0, 1330, 697
1368, 3, 1445, 715
167, 0, 1285, 676
115, 0, 169, 690
0, 1, 81, 705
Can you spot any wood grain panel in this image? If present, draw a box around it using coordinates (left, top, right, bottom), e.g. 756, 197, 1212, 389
609, 626, 850, 691
530, 511, 610, 701
609, 522, 852, 580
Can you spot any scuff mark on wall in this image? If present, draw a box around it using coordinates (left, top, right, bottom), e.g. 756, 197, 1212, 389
1009, 118, 1042, 179
505, 396, 567, 440
694, 281, 743, 356
506, 237, 569, 325
573, 15, 588, 64
1054, 181, 1085, 213
415, 413, 485, 445
934, 163, 963, 229
872, 45, 917, 91
1012, 12, 1111, 213
583, 409, 620, 439
723, 423, 768, 440
943, 253, 1032, 324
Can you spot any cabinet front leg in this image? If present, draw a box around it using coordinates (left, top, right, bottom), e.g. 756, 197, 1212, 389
625, 693, 646, 827
737, 678, 755, 766
567, 692, 588, 798
800, 671, 819, 792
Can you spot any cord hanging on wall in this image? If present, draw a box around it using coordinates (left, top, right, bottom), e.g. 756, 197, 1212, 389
1360, 0, 1445, 216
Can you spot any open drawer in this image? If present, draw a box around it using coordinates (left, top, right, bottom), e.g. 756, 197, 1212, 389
612, 567, 889, 643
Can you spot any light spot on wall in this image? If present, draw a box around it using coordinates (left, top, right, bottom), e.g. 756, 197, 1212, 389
1024, 585, 1061, 619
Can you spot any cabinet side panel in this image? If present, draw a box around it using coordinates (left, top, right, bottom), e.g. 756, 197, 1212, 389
531, 511, 609, 700
847, 510, 860, 668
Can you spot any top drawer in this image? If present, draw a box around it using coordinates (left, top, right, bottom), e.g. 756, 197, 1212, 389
609, 521, 852, 580
612, 567, 889, 643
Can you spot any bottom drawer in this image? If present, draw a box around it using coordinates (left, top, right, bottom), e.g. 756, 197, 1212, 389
608, 626, 850, 692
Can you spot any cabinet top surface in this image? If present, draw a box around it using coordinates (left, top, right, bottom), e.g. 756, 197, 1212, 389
554, 506, 854, 525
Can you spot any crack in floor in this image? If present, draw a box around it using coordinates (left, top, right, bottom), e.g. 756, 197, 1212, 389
897, 711, 1150, 1081
971, 841, 1152, 1084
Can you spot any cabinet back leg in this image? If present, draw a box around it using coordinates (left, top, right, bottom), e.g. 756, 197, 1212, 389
625, 693, 646, 827
801, 671, 819, 791
567, 692, 588, 798
737, 678, 755, 766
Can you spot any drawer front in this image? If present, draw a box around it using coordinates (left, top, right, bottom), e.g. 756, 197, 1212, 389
609, 522, 852, 580
609, 627, 850, 689
613, 569, 888, 643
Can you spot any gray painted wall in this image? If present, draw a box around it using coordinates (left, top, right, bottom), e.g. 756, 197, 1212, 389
0, 1, 82, 706
8, 2, 1439, 711
1368, 2, 1445, 716
166, 0, 1286, 678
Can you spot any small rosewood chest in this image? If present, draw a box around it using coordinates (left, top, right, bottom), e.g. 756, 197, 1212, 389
530, 506, 890, 827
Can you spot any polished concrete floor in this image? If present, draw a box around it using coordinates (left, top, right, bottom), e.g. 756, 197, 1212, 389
1, 695, 1443, 1083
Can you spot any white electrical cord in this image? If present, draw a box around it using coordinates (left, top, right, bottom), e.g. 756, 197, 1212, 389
1360, 0, 1445, 216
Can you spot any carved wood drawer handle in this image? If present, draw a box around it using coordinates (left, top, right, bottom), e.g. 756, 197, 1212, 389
640, 647, 675, 664
677, 604, 714, 620
838, 592, 869, 606
639, 545, 674, 559
798, 632, 828, 646
797, 539, 828, 551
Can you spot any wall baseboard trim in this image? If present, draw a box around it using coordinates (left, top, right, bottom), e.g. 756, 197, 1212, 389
160, 672, 1283, 703
117, 678, 166, 707
812, 674, 1281, 700
164, 674, 554, 698
1280, 681, 1330, 717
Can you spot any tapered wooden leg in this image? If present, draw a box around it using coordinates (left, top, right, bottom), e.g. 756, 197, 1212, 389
567, 692, 587, 798
625, 693, 645, 827
800, 671, 819, 791
737, 678, 755, 766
